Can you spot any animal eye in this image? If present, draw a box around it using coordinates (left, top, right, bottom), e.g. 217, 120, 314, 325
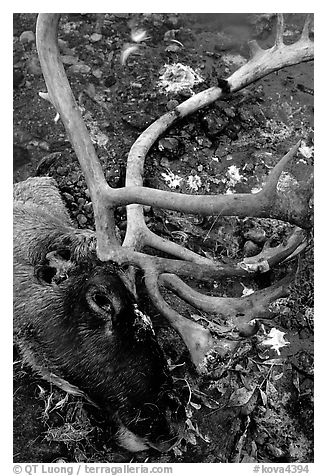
89, 291, 114, 316
93, 293, 112, 311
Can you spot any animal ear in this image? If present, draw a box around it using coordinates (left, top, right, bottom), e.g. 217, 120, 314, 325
35, 264, 57, 284
35, 248, 73, 285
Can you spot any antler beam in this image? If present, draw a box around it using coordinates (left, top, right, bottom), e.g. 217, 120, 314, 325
36, 13, 313, 373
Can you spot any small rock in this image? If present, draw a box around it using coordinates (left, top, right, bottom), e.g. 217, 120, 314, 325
56, 166, 67, 176
158, 137, 184, 159
19, 31, 35, 44
63, 192, 74, 202
104, 75, 116, 88
84, 202, 93, 213
243, 162, 255, 172
243, 240, 261, 257
122, 112, 155, 131
26, 57, 42, 75
201, 112, 228, 137
77, 214, 88, 226
195, 136, 212, 148
255, 431, 269, 446
37, 140, 51, 151
90, 33, 102, 42
158, 137, 180, 152
238, 108, 254, 124
160, 157, 170, 168
244, 228, 266, 244
61, 55, 79, 65
166, 99, 179, 111
77, 197, 86, 207
165, 43, 180, 52
266, 443, 285, 459
223, 106, 236, 118
167, 15, 179, 26
92, 68, 103, 79
68, 63, 91, 74
58, 39, 68, 52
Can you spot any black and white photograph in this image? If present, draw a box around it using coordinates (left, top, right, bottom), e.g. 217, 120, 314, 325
12, 7, 315, 472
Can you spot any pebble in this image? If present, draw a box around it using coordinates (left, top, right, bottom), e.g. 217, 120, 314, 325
158, 137, 180, 152
26, 57, 42, 76
244, 228, 266, 244
160, 157, 170, 168
243, 240, 261, 257
19, 31, 35, 44
58, 39, 68, 51
196, 136, 212, 148
68, 63, 91, 74
63, 192, 74, 202
238, 108, 253, 124
166, 99, 179, 111
266, 443, 285, 459
255, 431, 269, 446
202, 113, 228, 137
223, 107, 236, 118
56, 166, 67, 176
92, 68, 103, 79
90, 33, 102, 42
122, 112, 154, 131
84, 203, 93, 213
61, 55, 79, 65
165, 44, 180, 53
104, 75, 116, 87
77, 214, 88, 226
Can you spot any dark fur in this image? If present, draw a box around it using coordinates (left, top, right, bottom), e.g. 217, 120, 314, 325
14, 177, 185, 450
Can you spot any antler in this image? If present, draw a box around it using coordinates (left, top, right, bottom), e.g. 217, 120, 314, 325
36, 14, 313, 372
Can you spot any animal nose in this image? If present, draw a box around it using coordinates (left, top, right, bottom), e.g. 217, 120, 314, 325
147, 420, 185, 452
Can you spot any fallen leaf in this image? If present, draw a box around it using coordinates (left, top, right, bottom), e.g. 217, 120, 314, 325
259, 389, 268, 406
228, 386, 256, 407
120, 44, 140, 65
261, 328, 290, 355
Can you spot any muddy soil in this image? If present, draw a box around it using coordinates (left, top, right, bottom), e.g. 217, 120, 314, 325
13, 13, 313, 463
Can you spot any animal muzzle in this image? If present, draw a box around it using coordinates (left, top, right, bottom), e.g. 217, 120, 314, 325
115, 387, 186, 453
116, 418, 185, 453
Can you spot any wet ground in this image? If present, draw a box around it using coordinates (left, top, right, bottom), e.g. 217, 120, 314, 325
13, 13, 313, 463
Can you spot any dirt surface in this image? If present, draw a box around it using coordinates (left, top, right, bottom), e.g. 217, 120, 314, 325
13, 13, 314, 463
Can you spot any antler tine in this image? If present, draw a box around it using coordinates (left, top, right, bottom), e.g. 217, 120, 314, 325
143, 269, 214, 368
241, 227, 307, 271
301, 14, 312, 41
261, 141, 301, 197
275, 13, 285, 47
160, 273, 292, 329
